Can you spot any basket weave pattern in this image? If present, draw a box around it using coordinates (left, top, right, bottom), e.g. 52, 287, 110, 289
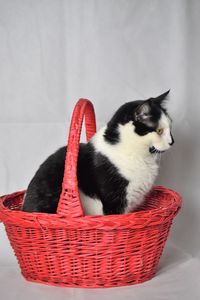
0, 99, 181, 288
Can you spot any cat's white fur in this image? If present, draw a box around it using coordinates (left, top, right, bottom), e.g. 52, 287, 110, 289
80, 190, 103, 215
80, 112, 172, 216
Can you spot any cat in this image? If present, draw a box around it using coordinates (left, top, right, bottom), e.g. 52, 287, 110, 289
22, 91, 174, 215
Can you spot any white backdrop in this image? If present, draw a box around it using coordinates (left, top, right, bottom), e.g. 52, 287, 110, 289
0, 1, 200, 299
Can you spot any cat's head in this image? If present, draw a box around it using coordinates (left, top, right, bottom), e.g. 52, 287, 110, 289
104, 91, 174, 155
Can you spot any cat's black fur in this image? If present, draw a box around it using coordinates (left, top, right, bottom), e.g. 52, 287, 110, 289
22, 91, 171, 215
104, 91, 170, 143
22, 143, 128, 214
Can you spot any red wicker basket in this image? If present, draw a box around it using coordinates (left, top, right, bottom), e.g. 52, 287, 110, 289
0, 99, 181, 288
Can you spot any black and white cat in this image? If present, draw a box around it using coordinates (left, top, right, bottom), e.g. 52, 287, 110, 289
22, 91, 174, 215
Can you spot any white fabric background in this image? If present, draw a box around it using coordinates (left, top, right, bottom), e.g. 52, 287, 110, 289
0, 0, 200, 299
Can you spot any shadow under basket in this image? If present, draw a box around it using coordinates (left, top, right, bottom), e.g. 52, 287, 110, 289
0, 99, 182, 288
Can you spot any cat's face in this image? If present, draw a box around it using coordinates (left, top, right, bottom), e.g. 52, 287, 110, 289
104, 91, 174, 155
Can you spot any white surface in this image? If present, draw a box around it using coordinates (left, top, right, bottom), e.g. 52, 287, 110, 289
0, 0, 200, 299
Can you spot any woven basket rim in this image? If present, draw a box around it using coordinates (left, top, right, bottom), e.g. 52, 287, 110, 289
0, 185, 182, 230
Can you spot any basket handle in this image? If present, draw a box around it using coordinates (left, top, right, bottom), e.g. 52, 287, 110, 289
56, 99, 96, 217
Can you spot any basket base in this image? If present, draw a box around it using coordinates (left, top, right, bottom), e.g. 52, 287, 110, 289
21, 271, 156, 288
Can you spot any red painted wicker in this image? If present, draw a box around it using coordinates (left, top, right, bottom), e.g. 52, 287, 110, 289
0, 99, 182, 288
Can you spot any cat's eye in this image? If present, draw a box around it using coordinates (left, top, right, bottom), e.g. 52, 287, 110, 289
156, 128, 164, 135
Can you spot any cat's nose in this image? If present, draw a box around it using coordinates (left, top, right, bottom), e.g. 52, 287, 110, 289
169, 134, 174, 146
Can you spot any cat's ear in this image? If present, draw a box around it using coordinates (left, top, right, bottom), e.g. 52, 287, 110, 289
152, 90, 170, 106
134, 101, 151, 123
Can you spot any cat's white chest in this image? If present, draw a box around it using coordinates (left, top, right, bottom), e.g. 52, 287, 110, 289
79, 155, 158, 216
121, 156, 159, 213
91, 126, 160, 214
